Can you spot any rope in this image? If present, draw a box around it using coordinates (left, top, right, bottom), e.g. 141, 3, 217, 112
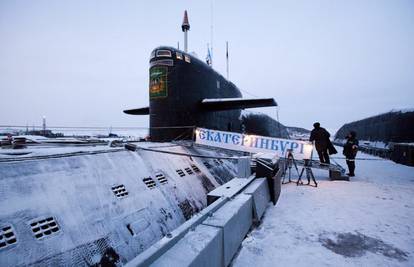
172, 127, 195, 142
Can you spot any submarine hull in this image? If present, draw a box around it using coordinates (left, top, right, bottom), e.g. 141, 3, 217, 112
0, 144, 241, 266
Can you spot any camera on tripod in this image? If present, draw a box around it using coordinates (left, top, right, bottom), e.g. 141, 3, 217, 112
282, 149, 318, 187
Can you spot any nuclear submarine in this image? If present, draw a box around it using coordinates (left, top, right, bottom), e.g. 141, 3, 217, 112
124, 10, 288, 141
0, 11, 287, 266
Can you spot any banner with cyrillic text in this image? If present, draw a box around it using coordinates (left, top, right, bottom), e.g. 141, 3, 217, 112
195, 128, 313, 160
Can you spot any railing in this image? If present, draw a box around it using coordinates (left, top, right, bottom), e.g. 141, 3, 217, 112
333, 140, 392, 159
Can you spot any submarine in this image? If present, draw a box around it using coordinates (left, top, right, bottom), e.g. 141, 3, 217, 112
124, 10, 287, 141
0, 11, 286, 266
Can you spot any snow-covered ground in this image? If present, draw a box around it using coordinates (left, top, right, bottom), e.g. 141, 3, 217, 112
233, 151, 414, 266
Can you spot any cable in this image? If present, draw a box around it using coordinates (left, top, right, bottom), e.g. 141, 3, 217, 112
329, 157, 387, 161
0, 149, 124, 163
125, 143, 241, 160
238, 87, 259, 98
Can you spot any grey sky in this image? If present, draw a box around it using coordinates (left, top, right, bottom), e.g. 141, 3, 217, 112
1, 0, 413, 133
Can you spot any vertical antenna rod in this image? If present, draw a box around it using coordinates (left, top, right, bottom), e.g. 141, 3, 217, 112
226, 41, 229, 80
206, 43, 212, 66
210, 1, 214, 66
181, 10, 190, 52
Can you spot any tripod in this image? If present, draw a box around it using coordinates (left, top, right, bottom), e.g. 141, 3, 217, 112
297, 159, 318, 187
281, 149, 300, 184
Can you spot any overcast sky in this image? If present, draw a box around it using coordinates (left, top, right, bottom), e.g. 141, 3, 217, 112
1, 0, 413, 133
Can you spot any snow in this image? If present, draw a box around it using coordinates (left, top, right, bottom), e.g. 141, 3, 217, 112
0, 127, 149, 139
240, 109, 265, 117
356, 140, 388, 149
233, 150, 414, 266
334, 139, 390, 150
0, 142, 240, 266
0, 144, 120, 158
0, 141, 171, 159
389, 108, 414, 114
286, 128, 310, 141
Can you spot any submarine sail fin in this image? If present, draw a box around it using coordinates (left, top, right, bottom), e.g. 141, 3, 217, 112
200, 98, 277, 111
123, 107, 150, 115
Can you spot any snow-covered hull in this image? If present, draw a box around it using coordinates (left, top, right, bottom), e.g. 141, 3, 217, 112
0, 143, 239, 266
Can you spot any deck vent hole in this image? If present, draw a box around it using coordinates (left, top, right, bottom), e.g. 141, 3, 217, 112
191, 164, 201, 173
143, 177, 157, 189
0, 225, 17, 249
185, 167, 194, 175
126, 224, 134, 236
203, 161, 213, 169
176, 169, 186, 177
111, 185, 129, 198
155, 172, 168, 185
30, 217, 60, 240
213, 159, 221, 166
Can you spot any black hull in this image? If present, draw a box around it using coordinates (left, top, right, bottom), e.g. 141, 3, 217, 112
149, 47, 242, 141
124, 46, 286, 141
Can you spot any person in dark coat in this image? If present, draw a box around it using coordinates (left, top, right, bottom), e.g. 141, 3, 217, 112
343, 131, 359, 176
309, 122, 331, 164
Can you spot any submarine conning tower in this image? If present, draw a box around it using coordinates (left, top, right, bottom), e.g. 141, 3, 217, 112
148, 46, 243, 141
124, 11, 277, 142
149, 10, 241, 141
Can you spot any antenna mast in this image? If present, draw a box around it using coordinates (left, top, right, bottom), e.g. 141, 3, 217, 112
181, 10, 190, 52
226, 41, 229, 80
210, 1, 214, 66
